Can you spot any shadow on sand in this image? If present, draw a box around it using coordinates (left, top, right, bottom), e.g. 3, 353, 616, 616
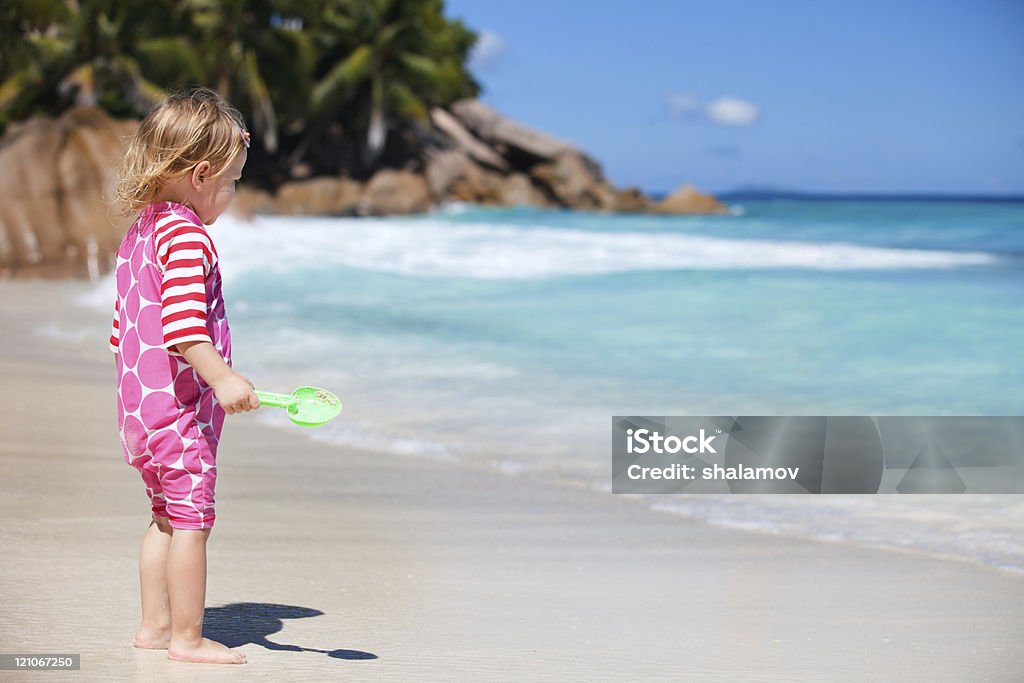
203, 603, 377, 661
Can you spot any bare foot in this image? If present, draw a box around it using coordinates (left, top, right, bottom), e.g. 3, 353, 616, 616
167, 637, 246, 664
133, 627, 170, 650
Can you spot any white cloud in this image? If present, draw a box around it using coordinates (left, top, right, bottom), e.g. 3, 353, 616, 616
705, 97, 760, 126
668, 94, 761, 127
469, 30, 507, 71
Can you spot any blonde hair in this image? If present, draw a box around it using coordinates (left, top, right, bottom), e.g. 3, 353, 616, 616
114, 87, 248, 216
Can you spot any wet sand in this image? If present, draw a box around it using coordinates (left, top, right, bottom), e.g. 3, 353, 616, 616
1, 281, 1022, 682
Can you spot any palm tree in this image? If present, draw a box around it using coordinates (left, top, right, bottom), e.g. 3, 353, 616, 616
182, 0, 321, 154
300, 0, 479, 170
0, 0, 309, 154
0, 0, 199, 129
2, 0, 482, 180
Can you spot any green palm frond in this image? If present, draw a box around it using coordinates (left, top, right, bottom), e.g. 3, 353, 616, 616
398, 51, 443, 89
0, 65, 43, 110
311, 43, 372, 114
135, 37, 206, 85
375, 20, 406, 48
272, 26, 316, 76
386, 79, 427, 122
24, 34, 75, 66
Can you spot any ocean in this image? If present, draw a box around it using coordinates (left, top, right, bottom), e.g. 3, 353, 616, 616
89, 197, 1024, 574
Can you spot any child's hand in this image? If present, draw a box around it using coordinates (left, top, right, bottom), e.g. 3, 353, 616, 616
212, 371, 261, 415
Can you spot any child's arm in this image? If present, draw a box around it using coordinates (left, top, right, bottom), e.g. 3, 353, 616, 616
175, 340, 260, 414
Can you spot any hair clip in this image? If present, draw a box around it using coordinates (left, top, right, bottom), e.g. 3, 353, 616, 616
239, 128, 251, 149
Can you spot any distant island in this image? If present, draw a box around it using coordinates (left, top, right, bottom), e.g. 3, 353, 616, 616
713, 186, 1024, 203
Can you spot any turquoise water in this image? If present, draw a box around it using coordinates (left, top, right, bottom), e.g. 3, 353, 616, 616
167, 198, 1024, 573
213, 199, 1022, 466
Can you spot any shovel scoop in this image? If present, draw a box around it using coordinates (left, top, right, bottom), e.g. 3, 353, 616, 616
254, 386, 343, 427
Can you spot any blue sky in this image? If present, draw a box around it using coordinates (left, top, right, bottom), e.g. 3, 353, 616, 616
443, 0, 1024, 195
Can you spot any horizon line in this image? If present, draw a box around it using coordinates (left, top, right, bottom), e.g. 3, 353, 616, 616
649, 189, 1024, 202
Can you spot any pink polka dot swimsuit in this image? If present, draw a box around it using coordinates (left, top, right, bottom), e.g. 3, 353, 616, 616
110, 201, 231, 530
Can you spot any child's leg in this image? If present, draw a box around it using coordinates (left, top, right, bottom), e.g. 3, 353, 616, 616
165, 527, 246, 664
134, 516, 174, 649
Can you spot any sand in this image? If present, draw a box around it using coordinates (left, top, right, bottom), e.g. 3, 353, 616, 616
0, 281, 1022, 682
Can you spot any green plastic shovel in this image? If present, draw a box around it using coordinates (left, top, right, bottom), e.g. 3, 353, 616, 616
255, 386, 343, 427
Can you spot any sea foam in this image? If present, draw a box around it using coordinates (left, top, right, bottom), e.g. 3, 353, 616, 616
209, 213, 998, 282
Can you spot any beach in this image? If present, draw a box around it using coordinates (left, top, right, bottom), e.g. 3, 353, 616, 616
1, 280, 1022, 682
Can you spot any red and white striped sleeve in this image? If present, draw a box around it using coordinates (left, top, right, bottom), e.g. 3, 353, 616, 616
155, 222, 214, 354
109, 299, 120, 353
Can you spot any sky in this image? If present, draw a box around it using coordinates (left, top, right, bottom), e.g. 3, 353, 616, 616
443, 0, 1024, 195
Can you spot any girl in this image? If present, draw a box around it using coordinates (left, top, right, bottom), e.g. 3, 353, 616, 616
110, 87, 259, 665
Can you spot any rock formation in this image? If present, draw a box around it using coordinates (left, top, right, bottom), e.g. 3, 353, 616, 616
0, 107, 136, 279
357, 169, 432, 216
654, 184, 728, 215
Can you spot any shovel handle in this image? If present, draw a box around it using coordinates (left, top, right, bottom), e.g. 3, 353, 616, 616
254, 390, 297, 410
